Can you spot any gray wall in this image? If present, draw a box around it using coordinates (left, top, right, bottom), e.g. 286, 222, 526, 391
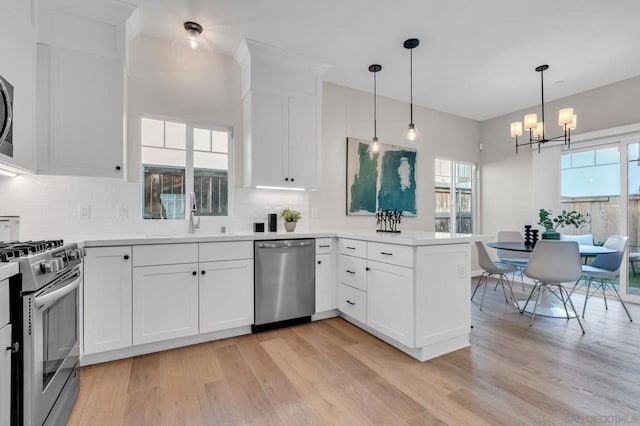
480, 74, 640, 236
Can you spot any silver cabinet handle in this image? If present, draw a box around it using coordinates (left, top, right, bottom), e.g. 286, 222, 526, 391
346, 246, 356, 250
346, 300, 355, 306
346, 270, 355, 274
380, 252, 393, 256
318, 245, 330, 248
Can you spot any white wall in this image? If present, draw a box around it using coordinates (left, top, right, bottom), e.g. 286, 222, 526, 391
0, 34, 480, 241
0, 0, 37, 171
480, 74, 640, 236
311, 83, 481, 231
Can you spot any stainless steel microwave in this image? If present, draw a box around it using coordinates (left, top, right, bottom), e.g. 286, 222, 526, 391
0, 74, 14, 158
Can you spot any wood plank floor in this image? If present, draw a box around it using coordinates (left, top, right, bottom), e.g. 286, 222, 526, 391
68, 281, 640, 425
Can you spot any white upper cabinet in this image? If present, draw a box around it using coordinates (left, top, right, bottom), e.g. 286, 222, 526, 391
36, 0, 135, 177
234, 39, 329, 190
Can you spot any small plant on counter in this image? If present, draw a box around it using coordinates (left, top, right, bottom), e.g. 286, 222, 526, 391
280, 208, 301, 223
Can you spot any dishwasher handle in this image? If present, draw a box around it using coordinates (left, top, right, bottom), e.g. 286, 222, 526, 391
256, 240, 313, 249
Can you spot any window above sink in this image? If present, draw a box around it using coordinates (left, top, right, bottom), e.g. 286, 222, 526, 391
141, 116, 232, 220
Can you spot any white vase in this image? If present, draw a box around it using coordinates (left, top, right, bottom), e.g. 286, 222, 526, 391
284, 221, 297, 232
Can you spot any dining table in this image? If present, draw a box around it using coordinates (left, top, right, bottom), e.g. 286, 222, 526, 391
486, 241, 617, 318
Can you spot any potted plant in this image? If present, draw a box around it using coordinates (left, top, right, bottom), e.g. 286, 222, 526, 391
280, 208, 301, 232
538, 208, 591, 240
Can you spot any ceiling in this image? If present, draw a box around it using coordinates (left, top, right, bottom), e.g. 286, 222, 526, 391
125, 0, 640, 121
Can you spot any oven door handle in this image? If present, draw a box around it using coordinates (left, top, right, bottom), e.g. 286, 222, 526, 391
34, 270, 82, 310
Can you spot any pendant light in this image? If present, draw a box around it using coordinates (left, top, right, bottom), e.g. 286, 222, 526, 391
369, 64, 382, 153
402, 38, 421, 144
510, 64, 577, 153
172, 21, 213, 54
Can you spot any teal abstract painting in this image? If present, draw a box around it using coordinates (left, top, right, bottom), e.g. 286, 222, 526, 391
346, 138, 417, 215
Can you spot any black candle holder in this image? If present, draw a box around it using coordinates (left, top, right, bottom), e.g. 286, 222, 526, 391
375, 209, 402, 233
531, 229, 539, 247
524, 225, 532, 246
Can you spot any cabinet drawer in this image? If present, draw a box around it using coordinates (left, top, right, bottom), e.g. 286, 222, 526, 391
315, 238, 334, 254
0, 279, 8, 327
367, 242, 414, 268
339, 239, 366, 258
133, 243, 198, 267
338, 255, 367, 291
199, 241, 253, 262
338, 283, 366, 324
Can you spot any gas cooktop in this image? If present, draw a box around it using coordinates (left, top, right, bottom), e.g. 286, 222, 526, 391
0, 240, 65, 262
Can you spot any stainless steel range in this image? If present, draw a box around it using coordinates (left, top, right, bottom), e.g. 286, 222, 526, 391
2, 240, 82, 425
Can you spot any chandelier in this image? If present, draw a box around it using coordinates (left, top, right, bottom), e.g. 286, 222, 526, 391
510, 65, 576, 153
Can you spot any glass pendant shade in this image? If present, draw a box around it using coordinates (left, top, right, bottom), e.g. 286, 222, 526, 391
371, 137, 380, 153
402, 123, 421, 143
172, 21, 213, 54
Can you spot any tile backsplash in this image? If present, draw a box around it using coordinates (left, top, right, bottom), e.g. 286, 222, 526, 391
0, 174, 309, 241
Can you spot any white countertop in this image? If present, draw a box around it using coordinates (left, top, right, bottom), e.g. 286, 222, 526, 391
82, 229, 473, 248
0, 262, 19, 281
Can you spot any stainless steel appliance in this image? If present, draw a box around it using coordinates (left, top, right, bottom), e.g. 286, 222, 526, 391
0, 74, 14, 157
253, 239, 315, 331
2, 240, 82, 425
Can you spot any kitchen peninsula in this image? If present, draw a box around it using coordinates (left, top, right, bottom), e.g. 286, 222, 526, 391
81, 230, 471, 363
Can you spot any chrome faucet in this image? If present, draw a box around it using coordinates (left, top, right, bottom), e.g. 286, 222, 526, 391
188, 192, 200, 233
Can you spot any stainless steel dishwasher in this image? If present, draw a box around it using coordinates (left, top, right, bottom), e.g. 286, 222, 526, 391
253, 239, 315, 331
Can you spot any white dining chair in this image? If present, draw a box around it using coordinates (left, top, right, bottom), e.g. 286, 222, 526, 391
523, 240, 585, 333
473, 241, 520, 311
497, 231, 530, 291
572, 235, 633, 322
560, 234, 594, 245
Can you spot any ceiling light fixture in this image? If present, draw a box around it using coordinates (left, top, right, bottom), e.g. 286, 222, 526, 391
510, 65, 577, 153
369, 64, 382, 153
402, 38, 421, 144
172, 21, 213, 54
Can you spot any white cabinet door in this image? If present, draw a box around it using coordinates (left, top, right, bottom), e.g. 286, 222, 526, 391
415, 244, 471, 348
288, 96, 320, 189
315, 253, 336, 312
199, 259, 253, 333
366, 260, 415, 347
83, 246, 132, 354
246, 90, 321, 189
249, 90, 288, 187
0, 324, 10, 426
133, 263, 199, 345
38, 44, 124, 177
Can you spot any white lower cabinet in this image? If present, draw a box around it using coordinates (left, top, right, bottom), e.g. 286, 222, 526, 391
366, 261, 414, 347
199, 259, 253, 333
133, 263, 199, 345
83, 246, 132, 354
337, 283, 366, 323
0, 324, 10, 425
315, 238, 337, 312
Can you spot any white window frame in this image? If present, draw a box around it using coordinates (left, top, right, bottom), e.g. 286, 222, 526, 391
140, 114, 234, 220
560, 122, 640, 303
435, 157, 478, 234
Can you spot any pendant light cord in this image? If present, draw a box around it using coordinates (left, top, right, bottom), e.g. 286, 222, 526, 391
410, 47, 414, 124
374, 70, 377, 138
540, 67, 545, 140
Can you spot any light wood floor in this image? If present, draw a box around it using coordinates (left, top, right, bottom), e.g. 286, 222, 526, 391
68, 281, 640, 425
